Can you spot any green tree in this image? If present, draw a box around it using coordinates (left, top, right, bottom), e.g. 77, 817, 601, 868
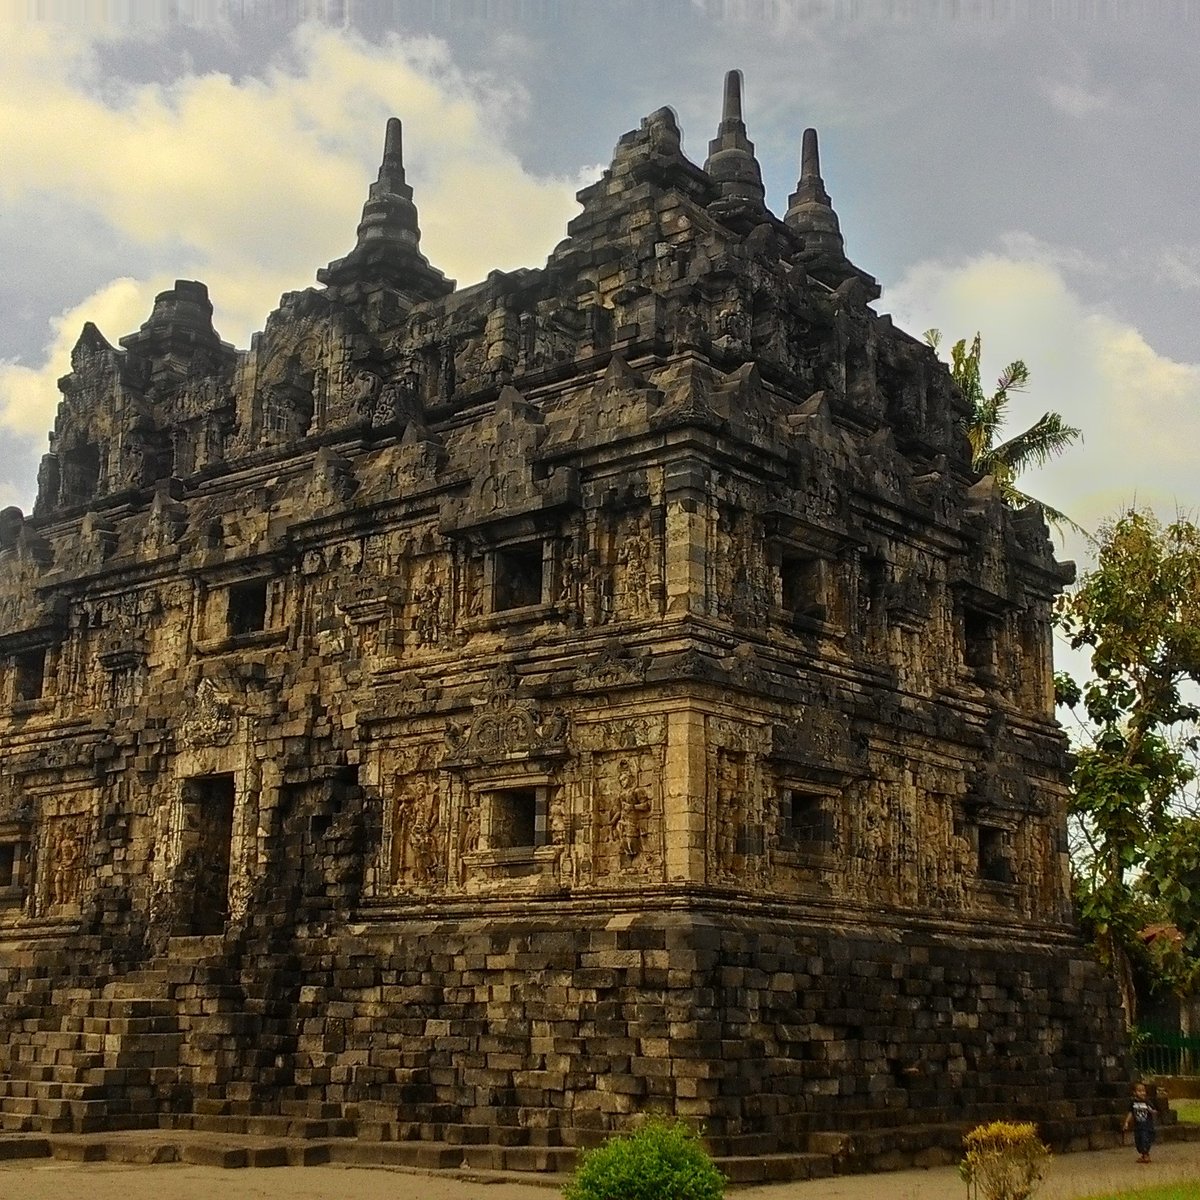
925, 330, 1081, 530
1056, 509, 1200, 1021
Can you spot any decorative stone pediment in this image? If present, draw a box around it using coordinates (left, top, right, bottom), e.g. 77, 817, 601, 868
442, 387, 577, 532
177, 679, 238, 749
302, 447, 358, 510
142, 483, 187, 558
575, 648, 649, 691
859, 427, 914, 505
443, 668, 568, 765
770, 704, 863, 778
545, 356, 662, 449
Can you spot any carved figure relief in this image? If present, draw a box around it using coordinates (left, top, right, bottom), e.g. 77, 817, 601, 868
715, 751, 742, 878
412, 561, 444, 648
616, 519, 652, 617
456, 792, 480, 884
41, 810, 89, 912
592, 750, 661, 881
611, 759, 651, 861
558, 538, 582, 608
715, 506, 770, 624
390, 752, 443, 889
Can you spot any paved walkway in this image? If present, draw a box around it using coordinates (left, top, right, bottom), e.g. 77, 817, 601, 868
2, 1140, 1199, 1200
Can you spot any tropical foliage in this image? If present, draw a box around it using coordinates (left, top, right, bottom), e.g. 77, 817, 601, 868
926, 329, 1081, 530
1056, 509, 1200, 1020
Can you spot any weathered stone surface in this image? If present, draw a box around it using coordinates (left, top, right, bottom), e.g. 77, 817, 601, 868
0, 72, 1125, 1161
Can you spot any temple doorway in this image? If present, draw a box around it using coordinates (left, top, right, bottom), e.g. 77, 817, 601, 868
179, 774, 235, 935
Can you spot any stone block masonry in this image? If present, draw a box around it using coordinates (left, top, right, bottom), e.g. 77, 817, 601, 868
0, 69, 1126, 1164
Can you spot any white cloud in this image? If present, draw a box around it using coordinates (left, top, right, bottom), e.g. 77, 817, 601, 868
0, 277, 171, 438
1157, 245, 1200, 292
885, 248, 1200, 566
1044, 80, 1110, 119
994, 232, 1106, 280
0, 22, 583, 453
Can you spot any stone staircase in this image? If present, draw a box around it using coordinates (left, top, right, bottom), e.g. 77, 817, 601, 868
0, 990, 179, 1133
0, 935, 238, 1134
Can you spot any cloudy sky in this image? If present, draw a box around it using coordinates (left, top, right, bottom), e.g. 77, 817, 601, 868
1, 0, 1197, 592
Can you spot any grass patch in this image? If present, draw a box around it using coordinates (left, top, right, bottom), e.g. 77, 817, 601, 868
1170, 1098, 1200, 1125
1076, 1185, 1200, 1200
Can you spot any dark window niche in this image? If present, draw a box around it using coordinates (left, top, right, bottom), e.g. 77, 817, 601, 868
228, 579, 269, 637
61, 442, 100, 506
0, 842, 18, 889
489, 787, 542, 849
978, 825, 1012, 883
963, 607, 996, 674
781, 556, 826, 622
781, 788, 834, 848
13, 647, 46, 702
493, 543, 544, 612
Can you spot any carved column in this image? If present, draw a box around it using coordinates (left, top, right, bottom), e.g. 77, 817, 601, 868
663, 458, 710, 616
663, 708, 707, 882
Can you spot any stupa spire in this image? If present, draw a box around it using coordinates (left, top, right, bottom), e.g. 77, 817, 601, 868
800, 128, 830, 205
721, 68, 744, 127
785, 127, 843, 258
381, 116, 404, 181
703, 69, 766, 218
318, 117, 453, 302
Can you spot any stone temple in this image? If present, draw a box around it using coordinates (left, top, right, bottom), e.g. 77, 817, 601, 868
0, 72, 1126, 1176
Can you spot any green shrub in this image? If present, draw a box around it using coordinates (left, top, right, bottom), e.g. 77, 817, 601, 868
563, 1119, 726, 1200
960, 1120, 1051, 1200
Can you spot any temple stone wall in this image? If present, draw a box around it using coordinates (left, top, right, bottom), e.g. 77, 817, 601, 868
0, 71, 1126, 1154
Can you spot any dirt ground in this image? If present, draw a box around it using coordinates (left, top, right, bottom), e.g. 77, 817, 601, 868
2, 1140, 1199, 1200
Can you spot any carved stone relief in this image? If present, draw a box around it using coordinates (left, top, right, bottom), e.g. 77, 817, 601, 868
715, 505, 770, 624
410, 559, 446, 648
593, 751, 661, 881
177, 679, 237, 749
388, 746, 443, 890
443, 669, 568, 765
38, 805, 90, 914
455, 788, 480, 886
615, 513, 654, 617
713, 749, 746, 881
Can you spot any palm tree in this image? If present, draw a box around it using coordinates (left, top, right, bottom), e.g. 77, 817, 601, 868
925, 330, 1082, 532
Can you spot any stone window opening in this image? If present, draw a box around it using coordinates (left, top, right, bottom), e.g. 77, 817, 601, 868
978, 824, 1013, 884
780, 556, 826, 622
492, 542, 545, 612
61, 442, 101, 506
780, 787, 834, 849
12, 647, 47, 703
963, 606, 999, 682
0, 840, 25, 891
228, 579, 269, 637
486, 786, 547, 851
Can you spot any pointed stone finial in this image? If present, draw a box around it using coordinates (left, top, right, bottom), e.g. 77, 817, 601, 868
703, 69, 766, 216
318, 117, 453, 300
800, 128, 830, 203
721, 68, 744, 128
785, 127, 844, 261
358, 118, 418, 248
383, 116, 403, 173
